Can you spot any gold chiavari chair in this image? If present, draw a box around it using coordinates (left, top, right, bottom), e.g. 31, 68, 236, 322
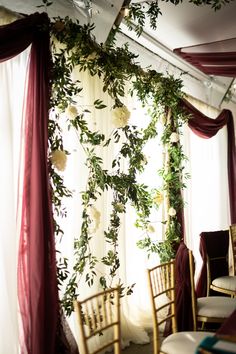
147, 260, 214, 354
73, 287, 121, 354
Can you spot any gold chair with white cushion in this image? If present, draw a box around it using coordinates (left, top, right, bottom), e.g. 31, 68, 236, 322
147, 260, 214, 354
73, 287, 121, 354
189, 249, 236, 331
209, 225, 236, 297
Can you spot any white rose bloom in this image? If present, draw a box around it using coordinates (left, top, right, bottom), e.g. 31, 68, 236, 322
170, 132, 179, 143
51, 150, 67, 171
65, 105, 78, 119
141, 154, 148, 166
147, 224, 155, 233
114, 202, 125, 213
86, 52, 98, 61
88, 206, 101, 233
168, 207, 177, 217
112, 105, 130, 128
153, 191, 164, 205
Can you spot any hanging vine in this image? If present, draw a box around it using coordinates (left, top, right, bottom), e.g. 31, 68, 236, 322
122, 0, 233, 37
47, 13, 191, 315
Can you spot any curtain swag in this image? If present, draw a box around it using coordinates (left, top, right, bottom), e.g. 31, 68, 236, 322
174, 38, 236, 77
181, 98, 236, 225
0, 12, 63, 354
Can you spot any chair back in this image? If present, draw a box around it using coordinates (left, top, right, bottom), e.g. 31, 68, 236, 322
199, 230, 229, 296
229, 224, 236, 275
73, 287, 121, 354
147, 260, 177, 354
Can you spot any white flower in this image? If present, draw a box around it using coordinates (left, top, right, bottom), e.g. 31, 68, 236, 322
51, 150, 67, 171
88, 206, 101, 233
65, 105, 78, 119
141, 154, 148, 166
170, 132, 179, 143
85, 52, 98, 61
114, 202, 125, 213
147, 224, 155, 233
153, 191, 163, 205
112, 105, 130, 128
168, 207, 176, 217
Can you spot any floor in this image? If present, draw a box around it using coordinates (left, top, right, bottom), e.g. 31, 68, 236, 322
121, 333, 154, 354
121, 341, 153, 354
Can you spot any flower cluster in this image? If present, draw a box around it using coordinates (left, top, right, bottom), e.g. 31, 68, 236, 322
153, 190, 163, 205
170, 132, 179, 143
114, 202, 125, 213
112, 105, 130, 128
147, 224, 155, 233
66, 105, 78, 119
88, 206, 101, 233
51, 150, 67, 171
168, 207, 176, 217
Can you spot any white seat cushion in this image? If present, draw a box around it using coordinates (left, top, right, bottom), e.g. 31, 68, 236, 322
197, 296, 236, 318
161, 331, 215, 354
212, 276, 236, 291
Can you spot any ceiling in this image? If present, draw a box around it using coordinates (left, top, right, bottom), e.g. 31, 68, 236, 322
1, 0, 236, 107
120, 0, 236, 106
133, 0, 236, 51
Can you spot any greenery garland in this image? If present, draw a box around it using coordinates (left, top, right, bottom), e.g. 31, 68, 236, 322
46, 0, 230, 316
47, 15, 191, 316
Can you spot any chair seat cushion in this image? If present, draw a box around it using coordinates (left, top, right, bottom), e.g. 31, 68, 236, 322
197, 296, 236, 318
212, 276, 236, 291
161, 331, 215, 354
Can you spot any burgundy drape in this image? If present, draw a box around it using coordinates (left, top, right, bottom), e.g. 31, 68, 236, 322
180, 98, 236, 298
175, 241, 194, 331
174, 38, 236, 77
181, 98, 236, 224
0, 13, 58, 354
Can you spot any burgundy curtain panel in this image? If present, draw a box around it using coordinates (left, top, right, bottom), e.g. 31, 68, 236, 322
0, 13, 59, 354
175, 241, 194, 331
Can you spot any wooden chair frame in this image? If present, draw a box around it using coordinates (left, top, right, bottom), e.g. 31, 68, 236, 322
73, 287, 121, 354
229, 223, 236, 275
189, 250, 236, 330
147, 260, 177, 354
147, 257, 217, 354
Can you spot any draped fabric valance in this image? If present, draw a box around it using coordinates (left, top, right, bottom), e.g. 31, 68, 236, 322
174, 38, 236, 77
181, 98, 236, 225
0, 13, 59, 354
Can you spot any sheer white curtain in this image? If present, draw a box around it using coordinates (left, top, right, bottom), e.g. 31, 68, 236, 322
181, 96, 230, 276
0, 49, 29, 353
56, 68, 164, 352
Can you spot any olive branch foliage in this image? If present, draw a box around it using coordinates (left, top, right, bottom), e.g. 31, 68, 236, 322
47, 0, 229, 315
123, 0, 233, 37
48, 15, 190, 316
